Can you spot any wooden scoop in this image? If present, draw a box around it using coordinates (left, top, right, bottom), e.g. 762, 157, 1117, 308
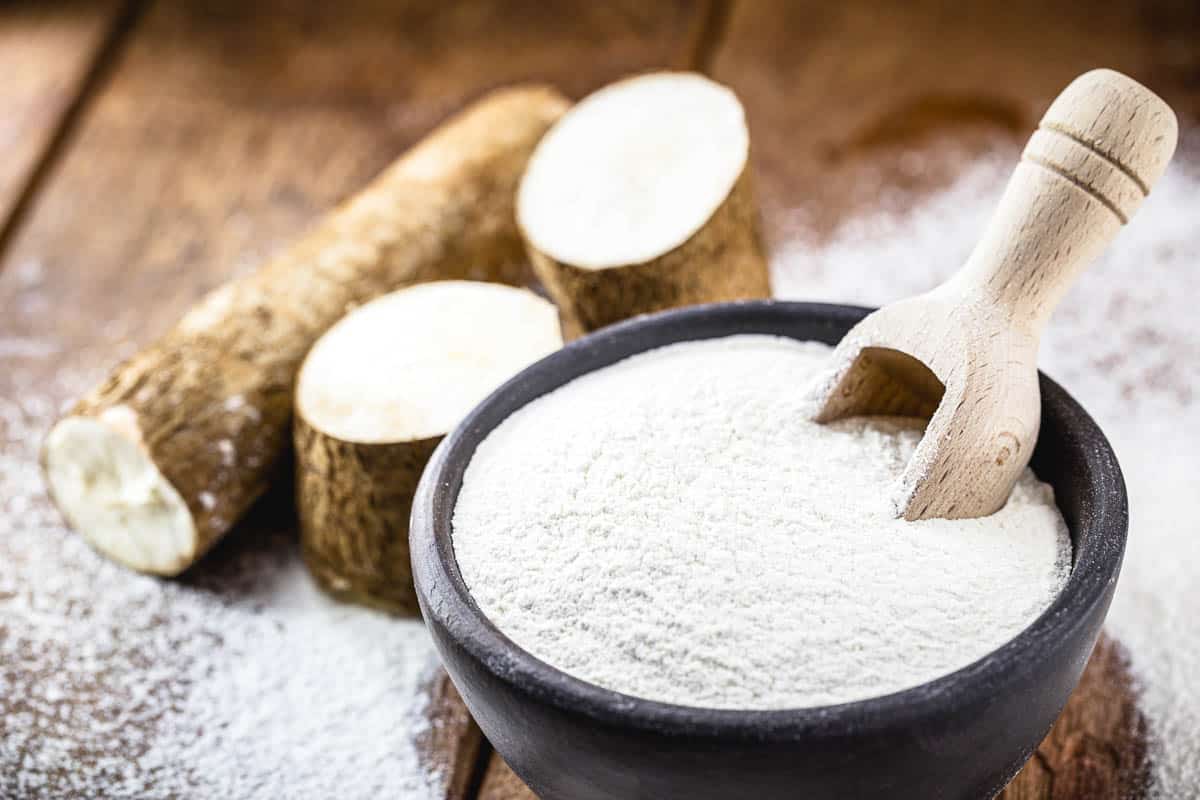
803, 68, 1177, 521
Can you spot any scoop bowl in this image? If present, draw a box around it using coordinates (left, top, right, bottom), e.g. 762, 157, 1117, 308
410, 300, 1128, 800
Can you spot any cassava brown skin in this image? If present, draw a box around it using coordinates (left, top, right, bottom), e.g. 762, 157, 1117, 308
45, 85, 570, 575
293, 282, 562, 613
294, 414, 440, 613
526, 167, 770, 338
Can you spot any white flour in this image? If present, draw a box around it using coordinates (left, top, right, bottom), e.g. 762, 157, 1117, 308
775, 151, 1200, 796
0, 354, 447, 799
453, 335, 1071, 709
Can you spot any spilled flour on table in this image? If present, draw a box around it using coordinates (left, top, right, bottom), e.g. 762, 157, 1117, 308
776, 151, 1200, 797
0, 363, 446, 799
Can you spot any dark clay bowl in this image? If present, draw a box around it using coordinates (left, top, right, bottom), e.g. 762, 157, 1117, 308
411, 301, 1128, 800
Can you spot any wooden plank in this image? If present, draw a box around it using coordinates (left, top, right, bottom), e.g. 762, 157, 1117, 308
0, 2, 709, 797
0, 0, 127, 244
418, 672, 487, 800
0, 0, 711, 360
1002, 635, 1148, 800
479, 752, 532, 800
710, 0, 1200, 246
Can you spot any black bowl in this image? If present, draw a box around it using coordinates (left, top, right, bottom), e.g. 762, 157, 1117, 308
411, 301, 1128, 800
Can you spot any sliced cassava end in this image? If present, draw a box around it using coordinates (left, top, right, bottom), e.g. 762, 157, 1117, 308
295, 281, 562, 613
42, 86, 569, 576
518, 71, 770, 336
44, 410, 195, 575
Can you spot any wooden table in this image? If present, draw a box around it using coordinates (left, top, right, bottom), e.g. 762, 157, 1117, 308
2, 2, 1197, 797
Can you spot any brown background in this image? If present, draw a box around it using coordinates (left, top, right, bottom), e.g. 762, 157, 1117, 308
3, 1, 1198, 798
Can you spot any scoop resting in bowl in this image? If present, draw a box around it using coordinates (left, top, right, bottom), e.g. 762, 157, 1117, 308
411, 300, 1128, 800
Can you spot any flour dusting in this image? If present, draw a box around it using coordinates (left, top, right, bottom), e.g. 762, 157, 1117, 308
453, 335, 1071, 709
775, 152, 1200, 797
0, 356, 446, 799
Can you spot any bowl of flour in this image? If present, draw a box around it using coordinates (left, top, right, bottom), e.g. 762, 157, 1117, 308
410, 301, 1128, 800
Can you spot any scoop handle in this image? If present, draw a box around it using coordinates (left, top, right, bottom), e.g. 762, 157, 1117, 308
954, 69, 1177, 329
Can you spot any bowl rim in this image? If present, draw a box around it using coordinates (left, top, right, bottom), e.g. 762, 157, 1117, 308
412, 299, 1129, 741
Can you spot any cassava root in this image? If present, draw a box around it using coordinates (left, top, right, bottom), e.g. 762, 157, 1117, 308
294, 281, 562, 612
518, 72, 770, 337
43, 86, 569, 575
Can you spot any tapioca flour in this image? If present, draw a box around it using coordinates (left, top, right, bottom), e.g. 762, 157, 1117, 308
452, 335, 1072, 709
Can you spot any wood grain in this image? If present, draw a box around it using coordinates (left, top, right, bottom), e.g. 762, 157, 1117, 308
710, 0, 1200, 248
417, 672, 488, 800
0, 0, 127, 244
0, 0, 711, 364
479, 752, 534, 800
1001, 635, 1149, 800
0, 1, 710, 795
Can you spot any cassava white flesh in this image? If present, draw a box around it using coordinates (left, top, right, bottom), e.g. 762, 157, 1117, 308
44, 411, 195, 575
518, 71, 770, 336
42, 86, 569, 576
294, 281, 562, 612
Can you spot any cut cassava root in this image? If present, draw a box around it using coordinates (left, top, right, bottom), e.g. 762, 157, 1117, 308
518, 72, 770, 337
42, 86, 569, 576
295, 281, 562, 612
